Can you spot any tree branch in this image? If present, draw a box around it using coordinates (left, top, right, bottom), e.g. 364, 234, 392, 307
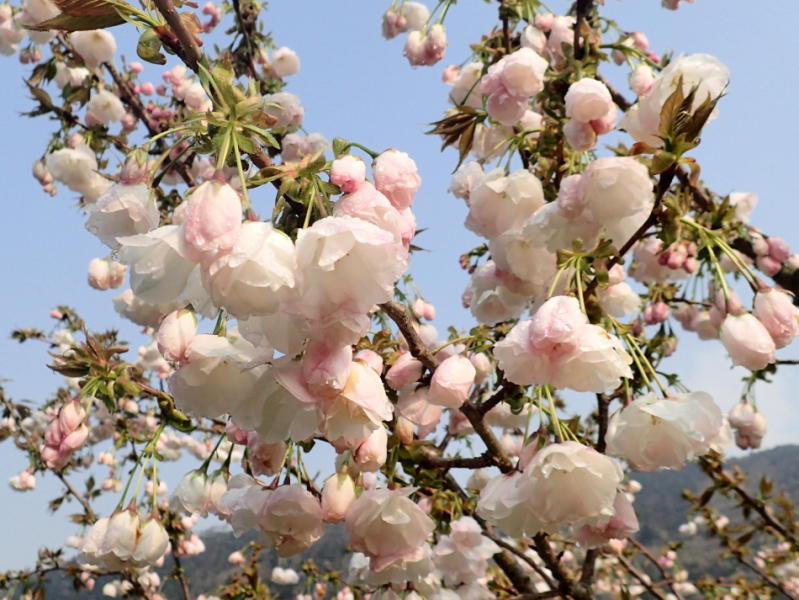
627, 537, 685, 600
169, 537, 193, 600
55, 472, 96, 523
419, 451, 497, 470
153, 0, 202, 72
533, 533, 593, 600
573, 0, 594, 60
617, 554, 669, 600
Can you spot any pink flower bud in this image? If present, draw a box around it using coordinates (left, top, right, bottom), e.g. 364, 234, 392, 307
373, 149, 422, 211
428, 355, 475, 408
385, 351, 423, 391
442, 64, 459, 84
228, 551, 245, 565
756, 255, 781, 277
565, 78, 614, 124
563, 118, 597, 151
247, 433, 286, 476
767, 237, 790, 263
353, 426, 388, 472
225, 421, 250, 445
644, 301, 670, 325
629, 65, 655, 97
729, 401, 767, 450
381, 9, 407, 40
32, 159, 53, 185
321, 473, 356, 523
302, 340, 352, 398
630, 32, 649, 51
330, 155, 366, 194
469, 352, 493, 384
41, 398, 88, 469
534, 12, 554, 31
156, 309, 197, 362
575, 492, 639, 548
713, 289, 743, 316
412, 297, 436, 321
129, 61, 144, 74
354, 349, 383, 374
140, 81, 154, 95
589, 104, 617, 136
719, 313, 776, 371
181, 181, 242, 262
87, 258, 113, 291
754, 289, 799, 349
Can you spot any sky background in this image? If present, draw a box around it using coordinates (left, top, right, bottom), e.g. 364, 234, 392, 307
0, 0, 798, 572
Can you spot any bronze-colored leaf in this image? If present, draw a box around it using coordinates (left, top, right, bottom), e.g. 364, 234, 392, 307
24, 0, 130, 30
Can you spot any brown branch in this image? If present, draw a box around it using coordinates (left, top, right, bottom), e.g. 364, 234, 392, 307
380, 301, 438, 372
419, 451, 497, 470
533, 533, 593, 600
573, 0, 594, 61
55, 472, 96, 523
617, 554, 669, 600
441, 473, 535, 594
477, 381, 517, 416
733, 551, 799, 599
105, 63, 195, 187
499, 0, 512, 55
627, 537, 685, 600
153, 0, 202, 72
698, 457, 798, 547
487, 533, 557, 591
596, 73, 631, 111
169, 537, 193, 600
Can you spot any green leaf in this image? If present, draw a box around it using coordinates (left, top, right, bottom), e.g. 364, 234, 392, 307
136, 29, 166, 65
332, 137, 351, 157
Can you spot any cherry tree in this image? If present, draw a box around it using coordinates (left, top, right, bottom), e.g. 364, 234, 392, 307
1, 0, 799, 599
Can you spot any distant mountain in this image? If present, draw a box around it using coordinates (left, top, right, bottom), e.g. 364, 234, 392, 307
36, 446, 799, 598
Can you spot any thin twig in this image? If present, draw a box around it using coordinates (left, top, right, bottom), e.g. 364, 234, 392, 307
617, 554, 669, 600
627, 537, 685, 600
55, 472, 96, 523
169, 537, 193, 600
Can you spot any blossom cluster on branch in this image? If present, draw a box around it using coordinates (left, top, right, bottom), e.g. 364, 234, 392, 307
1, 0, 799, 599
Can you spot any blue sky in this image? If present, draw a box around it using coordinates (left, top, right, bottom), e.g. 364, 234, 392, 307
1, 0, 798, 571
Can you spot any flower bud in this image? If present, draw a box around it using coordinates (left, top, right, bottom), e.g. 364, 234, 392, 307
629, 65, 655, 96
719, 313, 775, 371
270, 46, 300, 78
767, 236, 790, 263
563, 118, 597, 151
354, 349, 383, 374
565, 78, 614, 123
373, 149, 422, 211
156, 309, 197, 363
412, 297, 436, 321
385, 351, 423, 391
321, 473, 356, 523
71, 29, 116, 68
753, 289, 799, 349
353, 426, 388, 472
181, 181, 243, 262
469, 352, 493, 384
330, 155, 366, 194
429, 355, 475, 408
